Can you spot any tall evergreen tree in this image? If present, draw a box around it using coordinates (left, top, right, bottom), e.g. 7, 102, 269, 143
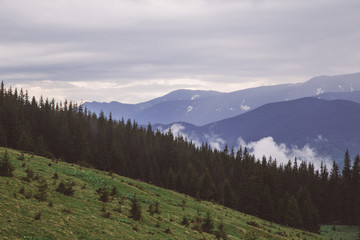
284, 195, 302, 228
341, 149, 352, 224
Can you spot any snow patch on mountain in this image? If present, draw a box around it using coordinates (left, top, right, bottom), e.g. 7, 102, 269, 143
191, 94, 200, 100
239, 99, 251, 111
187, 106, 193, 112
316, 88, 324, 95
237, 136, 331, 170
338, 85, 345, 91
240, 104, 250, 111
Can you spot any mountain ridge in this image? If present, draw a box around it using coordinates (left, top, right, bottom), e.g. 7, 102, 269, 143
154, 97, 360, 165
84, 72, 360, 125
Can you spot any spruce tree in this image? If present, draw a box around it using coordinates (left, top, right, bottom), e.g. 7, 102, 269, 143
201, 211, 214, 233
0, 124, 7, 147
0, 151, 14, 177
284, 195, 302, 228
341, 149, 352, 224
130, 195, 142, 220
34, 177, 48, 202
351, 155, 360, 225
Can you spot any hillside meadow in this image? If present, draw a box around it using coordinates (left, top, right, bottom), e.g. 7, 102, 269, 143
0, 147, 346, 239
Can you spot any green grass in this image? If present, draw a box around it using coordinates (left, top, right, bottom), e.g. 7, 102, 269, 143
320, 225, 360, 240
0, 147, 331, 239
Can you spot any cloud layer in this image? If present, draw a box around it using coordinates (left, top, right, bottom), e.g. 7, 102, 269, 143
162, 123, 331, 169
241, 137, 332, 170
1, 0, 360, 102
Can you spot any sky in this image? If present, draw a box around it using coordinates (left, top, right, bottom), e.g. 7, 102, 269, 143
1, 0, 360, 103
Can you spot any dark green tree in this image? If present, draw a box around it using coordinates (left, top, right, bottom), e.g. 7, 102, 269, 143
214, 219, 228, 240
201, 211, 214, 233
130, 194, 142, 220
56, 180, 75, 196
0, 151, 14, 177
34, 177, 48, 202
284, 195, 302, 228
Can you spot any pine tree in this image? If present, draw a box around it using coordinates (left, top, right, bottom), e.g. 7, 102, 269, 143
130, 194, 142, 220
0, 151, 14, 177
328, 160, 340, 222
56, 180, 75, 196
0, 124, 7, 147
215, 219, 228, 240
199, 168, 216, 201
351, 155, 360, 225
221, 178, 235, 208
259, 186, 275, 221
34, 177, 48, 201
296, 187, 319, 232
284, 195, 302, 228
341, 149, 352, 224
201, 211, 214, 233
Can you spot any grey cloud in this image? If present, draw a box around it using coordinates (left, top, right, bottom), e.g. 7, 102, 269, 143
1, 0, 360, 102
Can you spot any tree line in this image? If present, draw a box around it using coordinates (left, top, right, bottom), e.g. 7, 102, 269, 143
0, 82, 359, 231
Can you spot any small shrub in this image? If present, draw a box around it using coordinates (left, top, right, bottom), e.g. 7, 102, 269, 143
56, 180, 75, 196
62, 208, 72, 213
164, 227, 172, 234
113, 207, 122, 213
214, 219, 227, 240
24, 190, 33, 199
101, 205, 107, 212
147, 203, 155, 216
48, 201, 53, 207
17, 152, 25, 161
19, 186, 25, 194
48, 163, 52, 167
34, 177, 48, 202
34, 174, 40, 181
192, 210, 203, 232
155, 222, 161, 228
34, 212, 42, 220
132, 225, 139, 232
24, 167, 34, 182
97, 187, 110, 202
246, 220, 260, 228
181, 215, 189, 226
81, 184, 86, 190
118, 196, 126, 205
102, 211, 111, 218
110, 186, 118, 197
21, 163, 26, 168
179, 199, 186, 208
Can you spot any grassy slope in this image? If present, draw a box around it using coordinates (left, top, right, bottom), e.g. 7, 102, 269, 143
320, 225, 360, 240
0, 147, 328, 240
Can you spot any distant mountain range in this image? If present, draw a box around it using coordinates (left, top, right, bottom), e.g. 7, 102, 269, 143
84, 72, 360, 126
84, 72, 360, 164
154, 97, 360, 164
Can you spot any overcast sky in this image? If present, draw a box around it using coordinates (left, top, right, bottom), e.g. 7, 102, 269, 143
1, 0, 359, 103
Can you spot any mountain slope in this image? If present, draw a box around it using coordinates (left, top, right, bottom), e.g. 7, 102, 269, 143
316, 90, 360, 103
0, 148, 326, 240
84, 72, 360, 125
156, 97, 360, 162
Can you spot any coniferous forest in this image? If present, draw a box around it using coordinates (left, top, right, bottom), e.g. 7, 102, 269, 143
1, 82, 359, 232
